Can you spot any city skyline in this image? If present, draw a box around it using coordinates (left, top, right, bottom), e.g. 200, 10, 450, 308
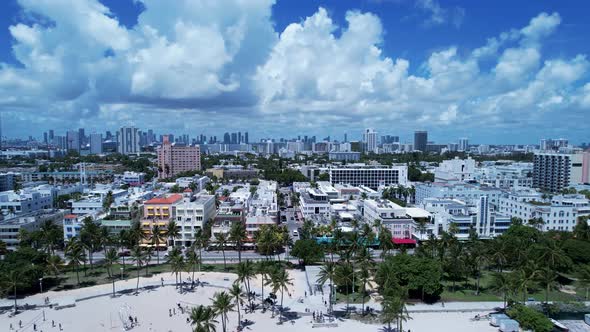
0, 0, 589, 143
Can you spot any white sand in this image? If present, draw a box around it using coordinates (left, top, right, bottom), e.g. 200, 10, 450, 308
0, 271, 498, 332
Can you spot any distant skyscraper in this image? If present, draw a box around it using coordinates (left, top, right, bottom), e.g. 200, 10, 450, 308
244, 132, 249, 144
363, 128, 378, 153
48, 130, 54, 141
238, 131, 242, 144
78, 128, 86, 145
117, 126, 140, 155
90, 133, 103, 154
43, 132, 48, 144
458, 138, 469, 152
344, 133, 347, 142
231, 133, 237, 144
67, 130, 80, 153
414, 131, 428, 152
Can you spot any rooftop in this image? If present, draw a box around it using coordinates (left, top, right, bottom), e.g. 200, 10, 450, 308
145, 194, 183, 205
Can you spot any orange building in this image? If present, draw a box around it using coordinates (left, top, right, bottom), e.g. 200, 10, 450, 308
141, 194, 183, 247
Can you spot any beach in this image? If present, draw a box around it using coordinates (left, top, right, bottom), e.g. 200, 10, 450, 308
0, 270, 499, 332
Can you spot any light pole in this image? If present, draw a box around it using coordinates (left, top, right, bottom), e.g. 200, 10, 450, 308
120, 267, 124, 279
39, 277, 43, 293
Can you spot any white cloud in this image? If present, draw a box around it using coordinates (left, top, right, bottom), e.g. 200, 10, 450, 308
415, 0, 465, 28
0, 3, 588, 141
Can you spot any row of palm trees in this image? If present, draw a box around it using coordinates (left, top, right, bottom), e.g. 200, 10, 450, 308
188, 262, 293, 332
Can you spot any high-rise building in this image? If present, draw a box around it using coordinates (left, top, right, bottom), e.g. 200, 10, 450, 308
157, 135, 201, 179
329, 164, 408, 189
231, 133, 237, 144
344, 133, 347, 142
90, 133, 103, 154
43, 132, 48, 144
533, 151, 590, 192
540, 138, 569, 151
66, 130, 80, 153
458, 138, 469, 152
363, 128, 378, 153
238, 131, 242, 144
117, 126, 140, 155
414, 131, 428, 152
48, 130, 54, 141
244, 132, 249, 144
78, 128, 86, 145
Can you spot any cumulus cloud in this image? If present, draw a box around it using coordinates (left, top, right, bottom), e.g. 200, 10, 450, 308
0, 1, 588, 141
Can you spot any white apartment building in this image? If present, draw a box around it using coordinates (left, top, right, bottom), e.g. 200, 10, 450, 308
299, 188, 331, 220
363, 199, 430, 239
329, 164, 408, 189
117, 126, 140, 155
0, 190, 53, 215
434, 157, 476, 182
71, 197, 103, 215
422, 197, 511, 240
498, 190, 590, 232
246, 180, 279, 239
475, 162, 534, 189
0, 210, 65, 249
173, 195, 216, 247
414, 182, 503, 206
533, 152, 590, 192
363, 128, 378, 153
122, 171, 145, 185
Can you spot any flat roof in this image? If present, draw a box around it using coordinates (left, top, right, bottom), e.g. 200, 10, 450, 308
145, 194, 183, 204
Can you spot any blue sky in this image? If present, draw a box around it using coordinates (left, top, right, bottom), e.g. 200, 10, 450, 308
0, 0, 589, 144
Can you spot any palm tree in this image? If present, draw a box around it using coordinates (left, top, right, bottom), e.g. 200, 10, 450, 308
215, 233, 229, 270
211, 291, 235, 332
165, 221, 180, 247
229, 284, 246, 328
151, 224, 163, 264
378, 226, 394, 258
235, 260, 255, 305
490, 272, 511, 309
317, 261, 337, 313
170, 252, 186, 291
187, 249, 200, 282
80, 217, 100, 272
190, 305, 218, 332
268, 267, 293, 321
256, 260, 271, 306
537, 267, 559, 303
229, 222, 248, 263
105, 248, 119, 297
194, 228, 209, 272
131, 246, 145, 293
144, 247, 153, 276
334, 262, 354, 316
46, 254, 63, 277
577, 265, 590, 300
66, 242, 86, 286
2, 270, 23, 313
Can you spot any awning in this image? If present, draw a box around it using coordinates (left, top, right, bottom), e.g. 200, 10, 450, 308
392, 238, 416, 245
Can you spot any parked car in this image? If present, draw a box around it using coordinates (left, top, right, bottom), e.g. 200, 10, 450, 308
118, 249, 131, 257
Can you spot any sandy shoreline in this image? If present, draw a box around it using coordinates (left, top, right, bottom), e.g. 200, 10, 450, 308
0, 270, 498, 332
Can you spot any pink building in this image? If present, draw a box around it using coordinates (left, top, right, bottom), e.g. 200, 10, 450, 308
157, 135, 201, 179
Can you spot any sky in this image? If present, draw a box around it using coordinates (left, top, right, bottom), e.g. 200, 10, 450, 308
0, 0, 589, 144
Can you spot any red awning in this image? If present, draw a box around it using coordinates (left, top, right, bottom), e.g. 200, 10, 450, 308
392, 238, 417, 245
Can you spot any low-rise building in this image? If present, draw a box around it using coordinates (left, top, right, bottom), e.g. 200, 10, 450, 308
0, 190, 53, 215
141, 194, 183, 247
0, 209, 65, 249
173, 194, 216, 247
414, 182, 503, 206
434, 157, 476, 182
121, 171, 145, 186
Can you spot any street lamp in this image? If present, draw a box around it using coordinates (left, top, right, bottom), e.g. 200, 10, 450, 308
120, 267, 124, 279
39, 277, 43, 293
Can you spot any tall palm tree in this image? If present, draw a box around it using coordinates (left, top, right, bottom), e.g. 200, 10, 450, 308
490, 272, 511, 309
268, 267, 293, 321
46, 254, 63, 277
2, 270, 23, 313
131, 246, 145, 293
334, 262, 354, 316
194, 228, 209, 272
105, 248, 119, 297
170, 252, 186, 291
80, 217, 100, 272
577, 265, 590, 300
144, 247, 153, 276
190, 305, 218, 332
211, 291, 235, 332
187, 249, 200, 282
537, 267, 559, 303
235, 260, 255, 305
317, 261, 337, 313
215, 233, 229, 270
151, 224, 163, 264
378, 226, 394, 259
229, 284, 246, 328
256, 260, 271, 305
165, 221, 180, 247
229, 222, 248, 263
66, 242, 86, 286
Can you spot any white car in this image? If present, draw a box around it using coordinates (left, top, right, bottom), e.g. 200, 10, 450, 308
292, 230, 299, 237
